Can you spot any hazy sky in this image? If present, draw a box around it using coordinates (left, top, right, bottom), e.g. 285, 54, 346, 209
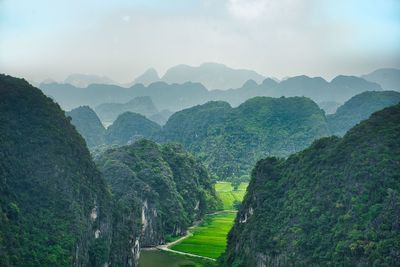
1, 0, 399, 83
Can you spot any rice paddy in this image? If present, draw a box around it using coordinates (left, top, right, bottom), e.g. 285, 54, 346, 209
169, 181, 248, 259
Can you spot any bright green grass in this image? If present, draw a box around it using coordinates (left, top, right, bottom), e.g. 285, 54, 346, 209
139, 249, 215, 267
170, 212, 236, 259
170, 182, 249, 259
215, 182, 248, 210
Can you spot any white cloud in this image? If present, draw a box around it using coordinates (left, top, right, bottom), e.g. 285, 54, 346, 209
227, 0, 269, 20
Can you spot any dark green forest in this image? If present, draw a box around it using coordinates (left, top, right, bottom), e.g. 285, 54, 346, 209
0, 75, 112, 266
0, 75, 219, 267
95, 139, 221, 250
222, 104, 400, 266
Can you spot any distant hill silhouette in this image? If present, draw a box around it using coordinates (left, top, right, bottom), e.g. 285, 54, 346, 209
362, 68, 400, 91
161, 62, 265, 90
40, 74, 382, 112
328, 90, 400, 136
64, 73, 116, 88
95, 96, 158, 125
129, 68, 160, 87
66, 106, 106, 148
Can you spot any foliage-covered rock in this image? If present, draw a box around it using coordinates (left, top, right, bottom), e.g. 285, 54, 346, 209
95, 139, 221, 252
105, 112, 161, 145
0, 75, 112, 267
222, 104, 400, 266
159, 97, 330, 180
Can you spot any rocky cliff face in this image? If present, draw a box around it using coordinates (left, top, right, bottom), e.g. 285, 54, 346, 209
223, 104, 400, 266
95, 139, 221, 259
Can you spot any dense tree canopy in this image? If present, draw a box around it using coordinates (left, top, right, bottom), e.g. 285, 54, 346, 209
159, 96, 330, 180
0, 75, 112, 267
222, 104, 400, 266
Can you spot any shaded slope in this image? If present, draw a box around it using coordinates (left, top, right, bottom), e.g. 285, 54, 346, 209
67, 106, 106, 148
328, 91, 400, 136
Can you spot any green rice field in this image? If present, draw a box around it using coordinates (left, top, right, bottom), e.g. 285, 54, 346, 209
215, 181, 248, 210
170, 211, 236, 259
169, 181, 249, 259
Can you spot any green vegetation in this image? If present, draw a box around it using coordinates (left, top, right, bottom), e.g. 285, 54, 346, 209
328, 90, 400, 136
222, 104, 400, 266
169, 181, 247, 259
171, 212, 236, 259
67, 106, 106, 148
139, 249, 216, 267
160, 97, 330, 180
215, 182, 248, 210
95, 139, 221, 249
0, 75, 112, 266
105, 111, 161, 145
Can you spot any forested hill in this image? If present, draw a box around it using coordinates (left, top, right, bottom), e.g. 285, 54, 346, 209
328, 90, 400, 136
222, 104, 400, 266
159, 96, 330, 180
67, 106, 106, 148
94, 139, 221, 248
0, 75, 112, 266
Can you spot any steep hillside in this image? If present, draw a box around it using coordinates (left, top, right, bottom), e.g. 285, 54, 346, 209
328, 91, 400, 136
95, 139, 221, 248
223, 104, 400, 266
159, 97, 329, 180
105, 112, 161, 145
95, 96, 158, 124
0, 75, 112, 266
67, 106, 106, 148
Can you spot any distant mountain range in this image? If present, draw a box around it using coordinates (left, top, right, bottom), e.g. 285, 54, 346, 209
161, 62, 265, 90
49, 65, 400, 96
95, 96, 159, 125
40, 71, 386, 113
64, 73, 116, 88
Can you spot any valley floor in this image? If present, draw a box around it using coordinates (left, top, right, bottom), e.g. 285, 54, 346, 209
138, 182, 248, 266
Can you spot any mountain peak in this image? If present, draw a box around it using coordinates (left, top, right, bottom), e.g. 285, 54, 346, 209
131, 68, 160, 86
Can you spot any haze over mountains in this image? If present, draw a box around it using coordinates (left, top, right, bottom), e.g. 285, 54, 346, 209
2, 69, 400, 266
39, 64, 397, 116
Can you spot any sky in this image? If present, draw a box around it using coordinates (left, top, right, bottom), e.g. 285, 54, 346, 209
1, 0, 399, 83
